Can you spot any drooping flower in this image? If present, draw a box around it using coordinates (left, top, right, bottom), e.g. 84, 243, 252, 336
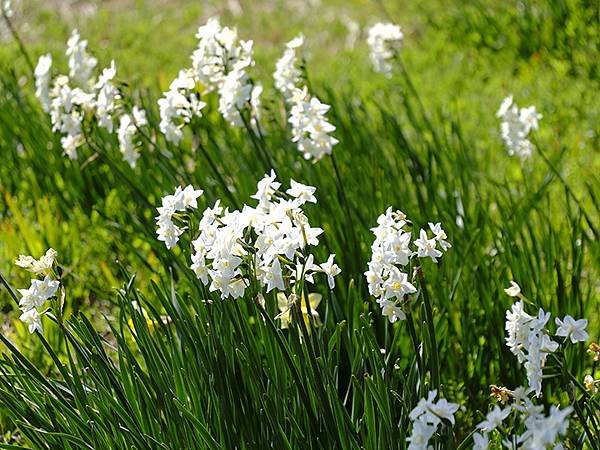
276, 292, 322, 331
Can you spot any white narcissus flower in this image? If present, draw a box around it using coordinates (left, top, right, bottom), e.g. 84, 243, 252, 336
286, 179, 317, 204
504, 281, 521, 297
94, 60, 120, 133
158, 69, 206, 145
288, 87, 338, 162
407, 390, 459, 450
477, 405, 511, 432
66, 29, 97, 88
273, 34, 304, 99
555, 315, 589, 343
380, 300, 405, 323
414, 228, 443, 262
155, 185, 203, 250
15, 248, 57, 274
34, 53, 53, 112
118, 106, 147, 168
497, 95, 542, 161
319, 254, 341, 290
366, 208, 449, 322
366, 22, 403, 76
19, 308, 43, 334
472, 432, 489, 450
505, 301, 559, 396
187, 172, 335, 301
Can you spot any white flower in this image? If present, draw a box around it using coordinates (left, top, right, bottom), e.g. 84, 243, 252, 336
19, 308, 43, 334
366, 22, 403, 76
274, 34, 304, 99
555, 315, 589, 343
366, 209, 449, 322
520, 106, 542, 133
287, 179, 317, 204
428, 222, 451, 251
319, 254, 341, 290
380, 300, 405, 322
118, 106, 147, 168
34, 54, 53, 111
505, 301, 559, 396
181, 184, 204, 209
218, 69, 253, 126
155, 185, 203, 249
158, 70, 206, 145
504, 281, 521, 297
477, 405, 511, 432
15, 248, 57, 274
584, 374, 598, 393
288, 87, 338, 161
407, 390, 459, 450
188, 173, 329, 301
520, 405, 572, 448
66, 29, 97, 87
414, 228, 443, 262
191, 17, 254, 92
497, 95, 541, 161
260, 258, 285, 293
472, 432, 489, 450
94, 60, 120, 133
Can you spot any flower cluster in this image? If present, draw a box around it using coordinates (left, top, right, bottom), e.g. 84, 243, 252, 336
191, 17, 254, 92
473, 387, 572, 449
15, 249, 60, 333
272, 36, 338, 161
365, 208, 450, 323
407, 390, 459, 450
158, 69, 206, 144
497, 95, 542, 160
117, 106, 148, 168
273, 35, 304, 99
195, 18, 261, 127
366, 22, 403, 76
158, 17, 261, 141
155, 184, 204, 249
185, 171, 340, 300
504, 284, 588, 397
288, 87, 339, 161
505, 301, 558, 397
34, 30, 148, 165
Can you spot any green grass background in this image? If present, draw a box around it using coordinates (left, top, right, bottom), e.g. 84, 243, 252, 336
0, 0, 598, 447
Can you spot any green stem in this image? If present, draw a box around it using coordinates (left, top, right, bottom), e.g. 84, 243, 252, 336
417, 267, 440, 391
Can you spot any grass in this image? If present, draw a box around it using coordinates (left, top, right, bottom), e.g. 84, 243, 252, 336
0, 0, 598, 448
